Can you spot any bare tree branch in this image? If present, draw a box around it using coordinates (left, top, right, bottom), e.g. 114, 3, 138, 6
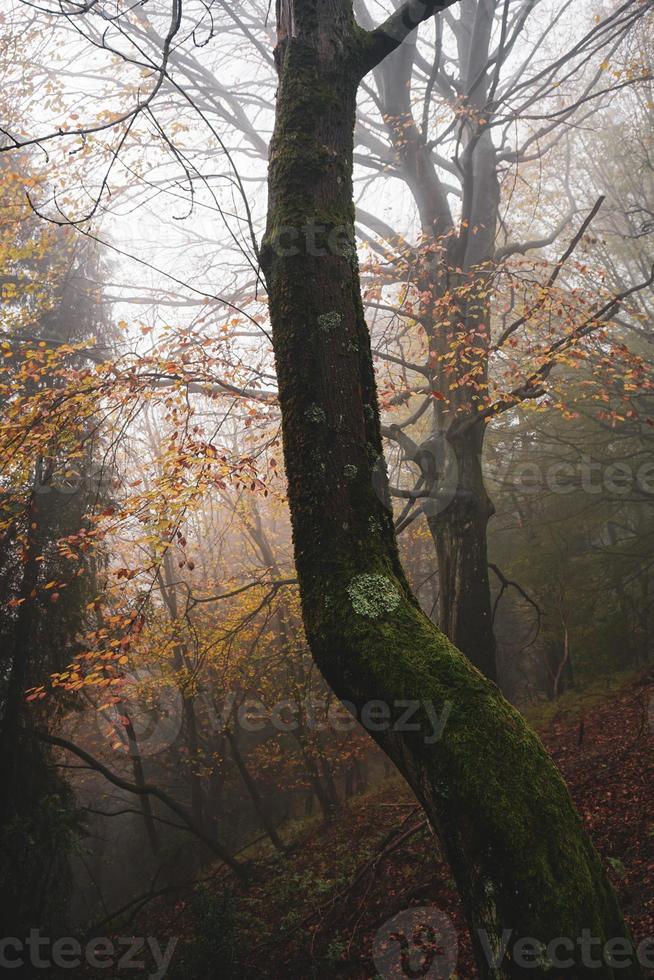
360, 0, 460, 75
19, 727, 245, 874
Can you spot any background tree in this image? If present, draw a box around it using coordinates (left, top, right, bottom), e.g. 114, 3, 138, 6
0, 173, 114, 935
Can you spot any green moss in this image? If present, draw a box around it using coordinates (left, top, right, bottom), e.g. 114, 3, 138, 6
366, 443, 380, 464
347, 574, 401, 619
304, 403, 326, 424
341, 240, 358, 268
309, 575, 634, 960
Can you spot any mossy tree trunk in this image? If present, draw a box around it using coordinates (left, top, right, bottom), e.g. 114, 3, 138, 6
260, 1, 640, 975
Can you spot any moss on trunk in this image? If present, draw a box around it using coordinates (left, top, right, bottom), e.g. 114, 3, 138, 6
261, 1, 640, 975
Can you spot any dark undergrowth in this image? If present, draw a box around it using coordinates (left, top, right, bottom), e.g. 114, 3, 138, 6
79, 668, 654, 979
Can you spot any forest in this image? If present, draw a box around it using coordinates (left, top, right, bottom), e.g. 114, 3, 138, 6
1, 0, 654, 977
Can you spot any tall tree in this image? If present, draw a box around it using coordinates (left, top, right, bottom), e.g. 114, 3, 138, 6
261, 1, 640, 974
0, 219, 112, 935
8, 0, 650, 684
353, 0, 650, 679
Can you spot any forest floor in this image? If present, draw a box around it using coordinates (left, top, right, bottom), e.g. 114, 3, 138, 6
112, 668, 654, 978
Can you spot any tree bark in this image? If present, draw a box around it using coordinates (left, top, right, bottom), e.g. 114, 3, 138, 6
426, 425, 497, 681
260, 1, 639, 975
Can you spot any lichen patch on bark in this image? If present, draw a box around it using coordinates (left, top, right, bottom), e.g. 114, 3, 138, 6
347, 573, 401, 618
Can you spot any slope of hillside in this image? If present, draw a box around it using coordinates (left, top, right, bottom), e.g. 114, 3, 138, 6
86, 670, 654, 979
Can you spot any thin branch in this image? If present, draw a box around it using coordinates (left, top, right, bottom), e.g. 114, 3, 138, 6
19, 727, 244, 875
493, 196, 605, 352
489, 562, 542, 640
495, 209, 575, 263
187, 577, 296, 608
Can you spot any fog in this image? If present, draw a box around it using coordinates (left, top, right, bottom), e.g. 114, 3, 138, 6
1, 1, 653, 977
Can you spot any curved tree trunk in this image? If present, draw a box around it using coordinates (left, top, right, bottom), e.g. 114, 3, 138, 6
260, 1, 639, 976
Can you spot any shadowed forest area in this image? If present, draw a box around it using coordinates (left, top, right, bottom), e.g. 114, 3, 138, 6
1, 0, 654, 977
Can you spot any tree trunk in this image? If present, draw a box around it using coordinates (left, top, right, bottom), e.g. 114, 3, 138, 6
0, 492, 40, 824
293, 731, 339, 822
426, 426, 497, 681
161, 550, 206, 832
355, 0, 502, 680
124, 714, 161, 856
227, 730, 286, 853
260, 2, 639, 976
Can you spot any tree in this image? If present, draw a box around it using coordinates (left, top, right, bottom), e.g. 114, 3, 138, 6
486, 348, 654, 699
352, 0, 652, 680
260, 0, 640, 974
8, 0, 651, 686
0, 200, 112, 935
